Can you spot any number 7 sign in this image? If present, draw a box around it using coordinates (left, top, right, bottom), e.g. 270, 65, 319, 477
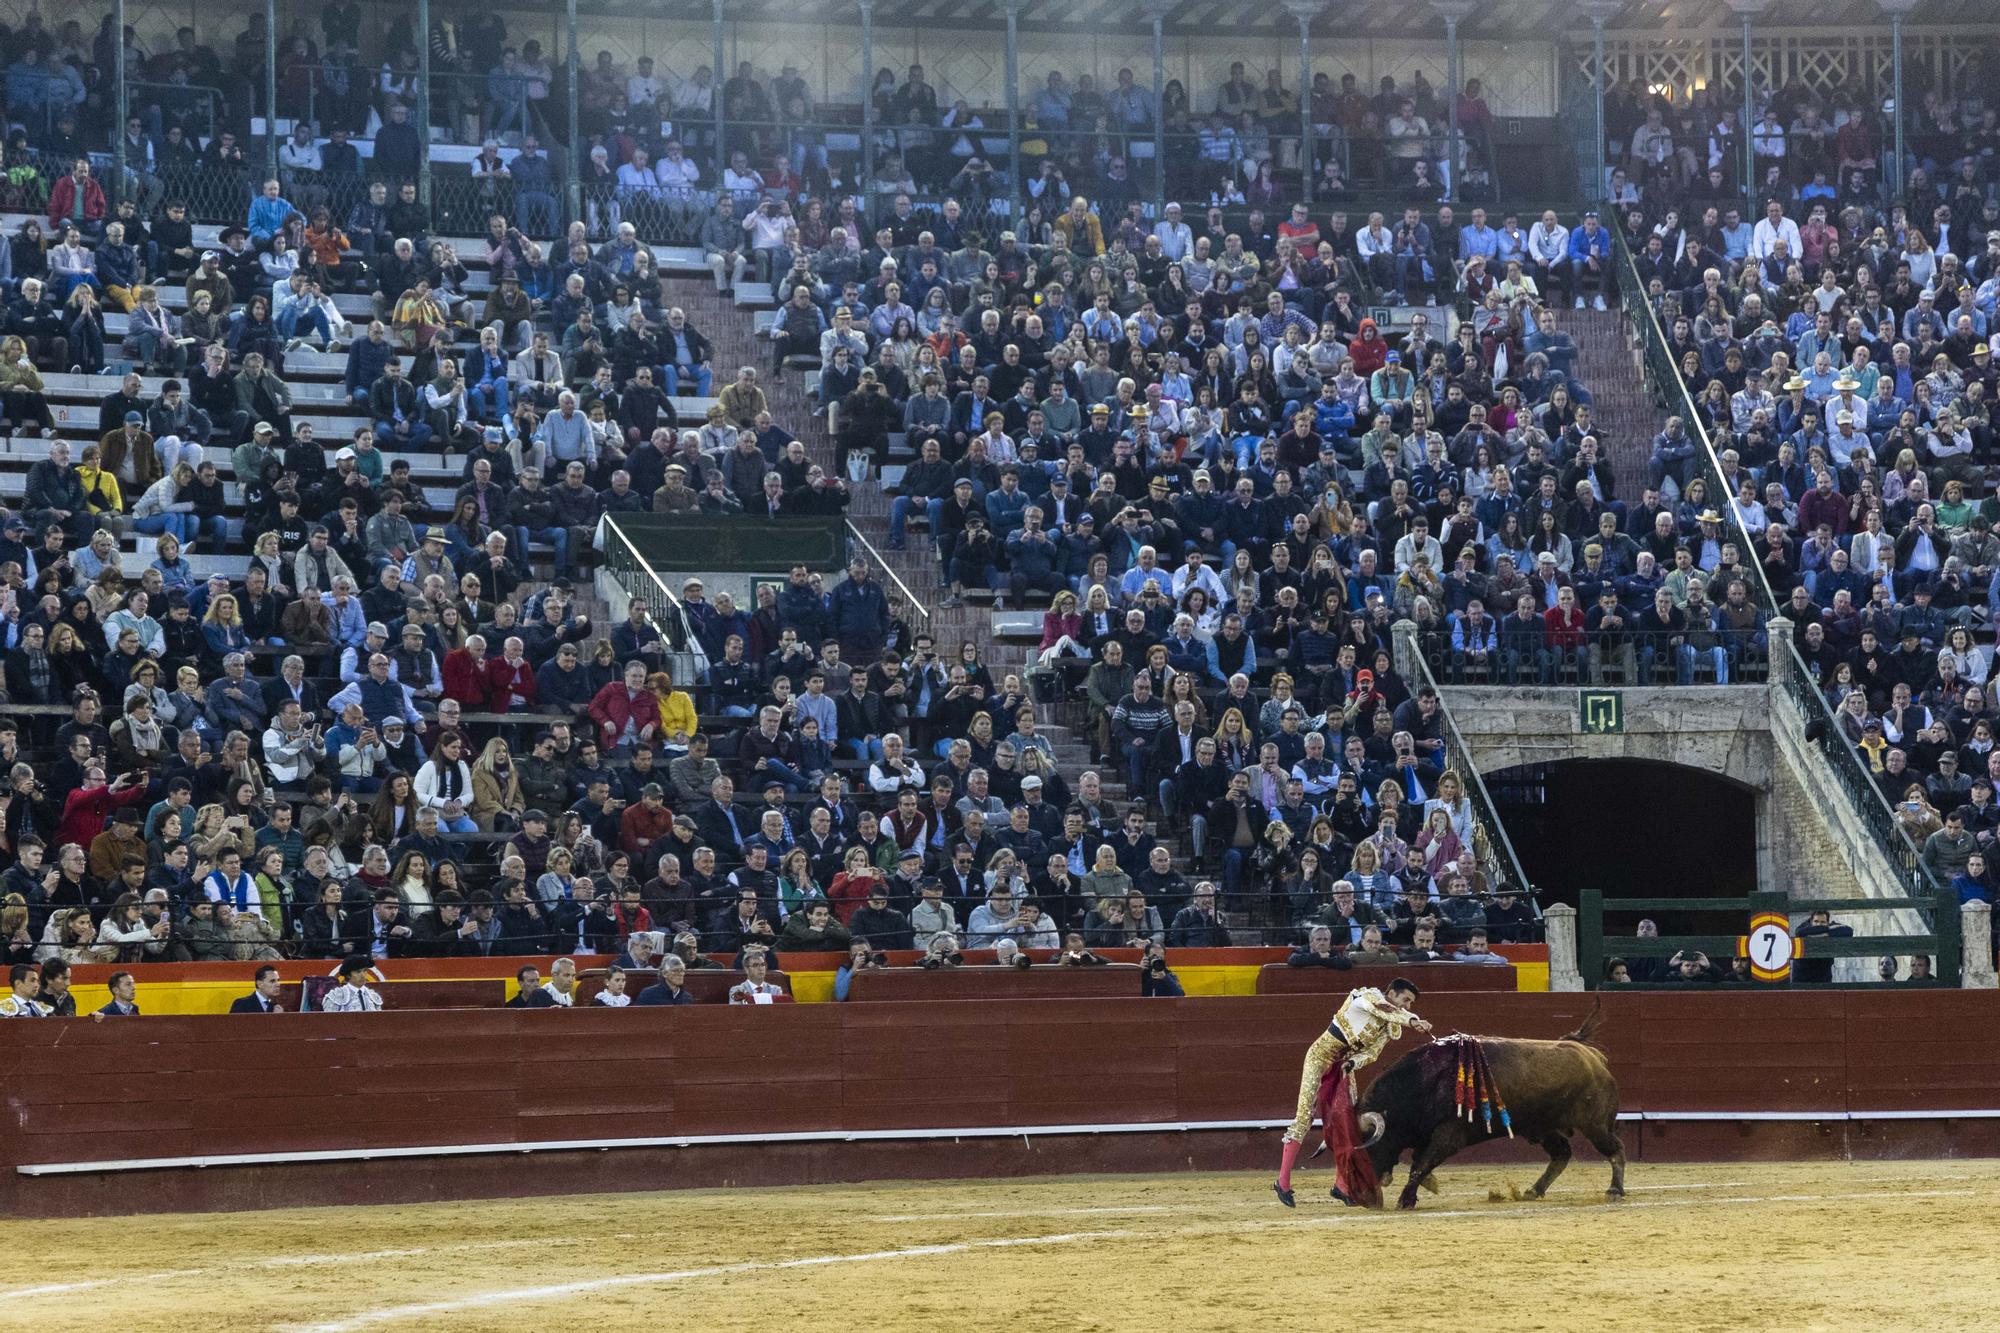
1739, 912, 1802, 983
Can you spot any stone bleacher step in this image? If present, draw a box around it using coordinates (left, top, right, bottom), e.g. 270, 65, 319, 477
24, 365, 720, 427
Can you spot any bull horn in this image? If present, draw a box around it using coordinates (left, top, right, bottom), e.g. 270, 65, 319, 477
1357, 1112, 1386, 1146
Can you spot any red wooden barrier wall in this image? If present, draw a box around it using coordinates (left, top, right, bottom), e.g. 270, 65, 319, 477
2, 990, 1995, 1216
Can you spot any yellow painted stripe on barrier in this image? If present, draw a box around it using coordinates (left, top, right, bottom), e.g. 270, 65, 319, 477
69, 962, 1532, 1013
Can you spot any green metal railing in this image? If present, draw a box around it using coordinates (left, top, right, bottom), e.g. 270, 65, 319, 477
1580, 888, 1959, 988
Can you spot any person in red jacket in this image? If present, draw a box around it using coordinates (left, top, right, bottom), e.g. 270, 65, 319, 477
57, 767, 150, 852
619, 783, 676, 858
1542, 585, 1587, 681
441, 636, 493, 708
589, 660, 659, 754
484, 636, 539, 712
1346, 318, 1388, 377
46, 158, 108, 237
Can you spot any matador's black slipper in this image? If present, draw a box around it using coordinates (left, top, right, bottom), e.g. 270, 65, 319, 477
1272, 1182, 1296, 1208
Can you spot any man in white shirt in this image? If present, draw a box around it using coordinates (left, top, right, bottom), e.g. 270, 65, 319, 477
1749, 200, 1802, 264
1527, 209, 1570, 302
627, 56, 666, 127
262, 699, 327, 785
1171, 548, 1228, 605
615, 148, 664, 200
202, 847, 264, 920
655, 139, 701, 192
1154, 202, 1193, 262
1355, 211, 1396, 293
537, 957, 578, 1007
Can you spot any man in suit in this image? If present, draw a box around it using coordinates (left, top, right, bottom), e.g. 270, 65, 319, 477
635, 955, 697, 1005
690, 774, 747, 854
504, 965, 556, 1007
94, 970, 141, 1017
229, 965, 286, 1013
259, 653, 323, 718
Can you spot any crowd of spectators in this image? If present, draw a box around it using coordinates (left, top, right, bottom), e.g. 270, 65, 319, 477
0, 29, 1581, 999
1606, 76, 2000, 915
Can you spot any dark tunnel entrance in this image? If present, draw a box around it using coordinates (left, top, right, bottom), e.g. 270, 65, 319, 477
1484, 757, 1758, 939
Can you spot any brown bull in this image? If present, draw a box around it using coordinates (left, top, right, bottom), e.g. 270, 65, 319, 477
1355, 1005, 1625, 1209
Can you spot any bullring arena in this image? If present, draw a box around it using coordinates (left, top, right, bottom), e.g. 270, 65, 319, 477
7, 0, 2000, 1328
5, 990, 1999, 1331
6, 1162, 1998, 1331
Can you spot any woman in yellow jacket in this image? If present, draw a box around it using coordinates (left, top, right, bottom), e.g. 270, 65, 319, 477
0, 334, 54, 435
75, 441, 127, 536
648, 670, 698, 756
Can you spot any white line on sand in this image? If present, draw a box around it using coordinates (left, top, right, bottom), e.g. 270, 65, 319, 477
871, 1180, 1754, 1219
868, 1205, 1177, 1222
293, 1185, 1988, 1330
0, 1237, 579, 1302
282, 1230, 1143, 1333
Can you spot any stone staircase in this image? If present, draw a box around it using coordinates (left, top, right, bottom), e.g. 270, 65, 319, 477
663, 275, 1001, 666
1564, 306, 1661, 496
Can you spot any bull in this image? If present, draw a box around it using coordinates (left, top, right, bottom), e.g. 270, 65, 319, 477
1354, 1004, 1625, 1210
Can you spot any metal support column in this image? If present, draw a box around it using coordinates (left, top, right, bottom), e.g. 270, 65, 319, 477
264, 0, 278, 184
860, 0, 876, 197
1297, 10, 1314, 203
1150, 13, 1165, 217
712, 0, 728, 178
418, 0, 432, 206
566, 0, 581, 224
1592, 18, 1608, 201
1890, 11, 1907, 200
1430, 2, 1475, 202
112, 0, 127, 207
1443, 16, 1460, 202
1005, 1, 1022, 225
1739, 14, 1755, 204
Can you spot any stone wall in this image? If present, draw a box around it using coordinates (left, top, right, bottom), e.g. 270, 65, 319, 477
1443, 681, 1931, 976
1445, 685, 1777, 890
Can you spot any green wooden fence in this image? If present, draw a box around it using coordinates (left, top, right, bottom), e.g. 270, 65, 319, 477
1578, 889, 1960, 989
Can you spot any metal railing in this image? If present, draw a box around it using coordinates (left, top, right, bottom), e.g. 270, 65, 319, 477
1414, 624, 1765, 687
1773, 638, 1950, 914
128, 81, 225, 147
1410, 648, 1536, 909
1612, 223, 1779, 616
603, 515, 703, 680
846, 517, 930, 624
1619, 224, 1952, 918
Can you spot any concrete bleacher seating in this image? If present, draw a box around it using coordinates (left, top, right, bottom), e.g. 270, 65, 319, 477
0, 207, 750, 598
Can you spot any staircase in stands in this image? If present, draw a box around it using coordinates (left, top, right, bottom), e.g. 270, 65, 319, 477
1564, 307, 1660, 500
666, 275, 1123, 818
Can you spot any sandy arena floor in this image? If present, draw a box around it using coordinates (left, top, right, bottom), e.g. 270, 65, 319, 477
3, 1160, 1998, 1331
